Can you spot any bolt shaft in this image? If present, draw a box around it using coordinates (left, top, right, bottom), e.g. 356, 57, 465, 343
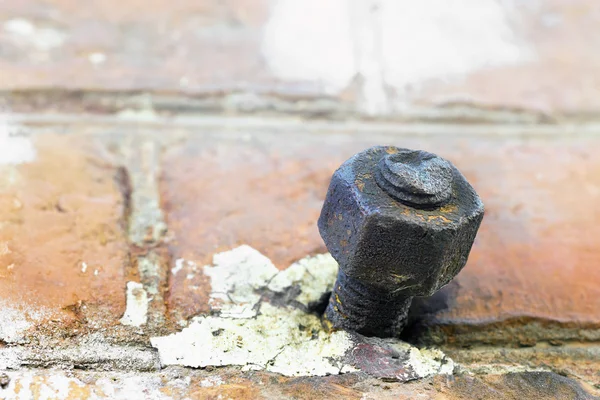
325, 269, 413, 337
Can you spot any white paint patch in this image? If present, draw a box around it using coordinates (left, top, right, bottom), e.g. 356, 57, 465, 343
408, 346, 455, 377
120, 282, 149, 327
262, 0, 530, 113
0, 112, 36, 165
200, 376, 224, 388
88, 52, 107, 65
151, 303, 355, 376
172, 258, 185, 276
268, 253, 338, 306
3, 18, 67, 51
151, 246, 453, 379
0, 301, 48, 343
1, 371, 181, 400
261, 0, 355, 93
152, 246, 355, 376
203, 245, 278, 318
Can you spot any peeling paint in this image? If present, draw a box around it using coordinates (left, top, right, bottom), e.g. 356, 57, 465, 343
151, 303, 356, 376
268, 253, 338, 306
151, 246, 454, 379
172, 259, 185, 276
120, 282, 149, 327
203, 245, 278, 319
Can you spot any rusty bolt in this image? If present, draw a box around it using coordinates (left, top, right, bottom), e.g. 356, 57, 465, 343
318, 146, 484, 337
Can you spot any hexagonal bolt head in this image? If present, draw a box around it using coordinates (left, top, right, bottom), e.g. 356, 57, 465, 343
318, 146, 484, 337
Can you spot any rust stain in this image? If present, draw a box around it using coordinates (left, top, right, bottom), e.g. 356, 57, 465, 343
355, 180, 365, 192
0, 134, 129, 332
190, 384, 262, 400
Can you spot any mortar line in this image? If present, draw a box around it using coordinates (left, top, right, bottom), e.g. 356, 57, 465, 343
8, 113, 600, 137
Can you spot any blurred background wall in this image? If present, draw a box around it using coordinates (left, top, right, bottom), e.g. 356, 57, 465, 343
1, 0, 599, 122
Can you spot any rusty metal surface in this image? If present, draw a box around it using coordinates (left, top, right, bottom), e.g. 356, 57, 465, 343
318, 146, 483, 337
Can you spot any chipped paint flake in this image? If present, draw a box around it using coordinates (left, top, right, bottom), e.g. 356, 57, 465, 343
268, 253, 338, 306
152, 246, 354, 376
152, 246, 453, 379
120, 282, 149, 327
203, 245, 278, 318
172, 258, 185, 276
408, 346, 454, 377
151, 303, 355, 376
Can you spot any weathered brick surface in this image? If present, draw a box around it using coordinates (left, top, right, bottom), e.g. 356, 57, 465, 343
0, 0, 271, 92
0, 369, 596, 399
162, 129, 600, 342
411, 137, 600, 345
0, 133, 130, 342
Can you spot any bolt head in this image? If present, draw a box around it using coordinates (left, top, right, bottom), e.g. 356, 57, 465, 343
318, 146, 484, 296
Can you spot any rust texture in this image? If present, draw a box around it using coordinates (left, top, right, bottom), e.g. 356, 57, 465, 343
318, 146, 483, 337
0, 134, 130, 336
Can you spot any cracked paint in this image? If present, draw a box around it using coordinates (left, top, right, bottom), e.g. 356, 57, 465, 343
151, 246, 454, 379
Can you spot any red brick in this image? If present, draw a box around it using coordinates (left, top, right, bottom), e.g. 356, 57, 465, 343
412, 137, 600, 345
0, 134, 130, 340
0, 0, 272, 92
2, 0, 599, 115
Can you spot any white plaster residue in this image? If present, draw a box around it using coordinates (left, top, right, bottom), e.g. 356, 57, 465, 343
120, 282, 149, 327
386, 340, 455, 378
261, 0, 355, 93
152, 246, 354, 377
203, 245, 278, 318
0, 301, 48, 343
262, 0, 530, 112
409, 347, 455, 377
268, 253, 338, 306
379, 0, 529, 90
152, 245, 452, 379
151, 303, 355, 377
2, 371, 181, 400
172, 258, 185, 276
88, 52, 107, 65
3, 18, 67, 51
200, 376, 224, 388
0, 112, 36, 165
